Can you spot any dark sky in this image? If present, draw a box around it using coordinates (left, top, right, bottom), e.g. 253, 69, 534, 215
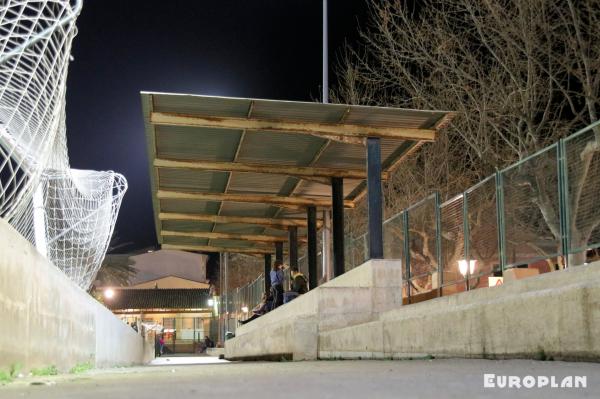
65, 0, 369, 253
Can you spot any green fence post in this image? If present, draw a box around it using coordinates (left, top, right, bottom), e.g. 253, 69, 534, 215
462, 191, 470, 290
402, 211, 411, 302
434, 192, 443, 295
495, 171, 507, 273
557, 139, 570, 268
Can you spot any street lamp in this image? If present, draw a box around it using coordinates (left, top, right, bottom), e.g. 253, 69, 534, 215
458, 259, 476, 291
207, 298, 214, 307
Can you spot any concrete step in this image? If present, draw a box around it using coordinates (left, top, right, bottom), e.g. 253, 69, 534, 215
319, 262, 600, 362
224, 259, 403, 360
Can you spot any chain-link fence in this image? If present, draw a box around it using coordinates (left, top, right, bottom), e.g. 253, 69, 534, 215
219, 273, 265, 335
221, 121, 600, 313
349, 120, 600, 303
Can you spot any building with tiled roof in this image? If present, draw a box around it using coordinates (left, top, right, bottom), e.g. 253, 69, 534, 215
101, 279, 217, 354
104, 288, 211, 312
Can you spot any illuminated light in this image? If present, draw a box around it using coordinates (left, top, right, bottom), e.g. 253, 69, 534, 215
241, 306, 249, 313
208, 299, 214, 307
458, 259, 476, 277
104, 288, 115, 299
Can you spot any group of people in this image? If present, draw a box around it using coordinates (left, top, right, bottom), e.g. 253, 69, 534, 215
239, 260, 308, 325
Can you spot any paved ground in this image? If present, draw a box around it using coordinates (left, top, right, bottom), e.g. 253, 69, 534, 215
1, 358, 599, 399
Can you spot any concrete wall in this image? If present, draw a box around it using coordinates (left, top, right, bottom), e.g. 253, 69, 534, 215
225, 252, 600, 362
0, 219, 145, 372
225, 260, 403, 360
320, 262, 600, 362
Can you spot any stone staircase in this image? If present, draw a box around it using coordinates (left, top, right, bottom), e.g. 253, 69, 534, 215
225, 259, 600, 362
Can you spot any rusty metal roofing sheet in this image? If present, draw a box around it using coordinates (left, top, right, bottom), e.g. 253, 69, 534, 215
227, 172, 291, 195
142, 92, 452, 254
236, 130, 327, 166
162, 235, 209, 247
155, 125, 242, 161
158, 168, 228, 193
161, 220, 213, 233
159, 199, 220, 214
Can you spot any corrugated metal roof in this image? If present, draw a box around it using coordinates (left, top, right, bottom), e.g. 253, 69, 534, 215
156, 125, 242, 161
158, 168, 228, 193
161, 219, 213, 232
159, 199, 220, 214
162, 235, 210, 246
236, 130, 327, 166
142, 92, 452, 254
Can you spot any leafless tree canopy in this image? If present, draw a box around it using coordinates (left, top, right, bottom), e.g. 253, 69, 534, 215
335, 0, 600, 275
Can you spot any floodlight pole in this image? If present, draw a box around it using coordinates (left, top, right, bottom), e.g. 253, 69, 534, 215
322, 0, 328, 104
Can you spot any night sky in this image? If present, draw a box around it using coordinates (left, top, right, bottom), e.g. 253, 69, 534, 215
65, 0, 369, 253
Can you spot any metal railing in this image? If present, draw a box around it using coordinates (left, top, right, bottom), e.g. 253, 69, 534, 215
344, 120, 600, 301
220, 273, 265, 334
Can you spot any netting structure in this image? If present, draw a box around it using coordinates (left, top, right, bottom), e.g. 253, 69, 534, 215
0, 0, 127, 289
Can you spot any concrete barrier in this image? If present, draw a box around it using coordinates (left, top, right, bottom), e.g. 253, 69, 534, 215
225, 260, 403, 360
320, 262, 600, 362
0, 219, 146, 372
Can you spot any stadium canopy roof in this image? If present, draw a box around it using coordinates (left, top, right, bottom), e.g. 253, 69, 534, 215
141, 92, 453, 256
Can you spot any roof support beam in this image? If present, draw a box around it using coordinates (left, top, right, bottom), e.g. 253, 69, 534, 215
150, 111, 436, 142
159, 212, 322, 229
162, 243, 280, 255
162, 230, 307, 244
157, 189, 355, 209
154, 158, 389, 180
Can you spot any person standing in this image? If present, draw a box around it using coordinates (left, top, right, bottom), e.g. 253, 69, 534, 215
270, 260, 285, 308
158, 334, 165, 356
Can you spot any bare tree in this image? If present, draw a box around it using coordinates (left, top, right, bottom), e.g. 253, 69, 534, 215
334, 0, 600, 271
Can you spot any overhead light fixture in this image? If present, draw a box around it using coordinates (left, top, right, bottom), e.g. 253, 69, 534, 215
104, 288, 115, 299
208, 298, 214, 307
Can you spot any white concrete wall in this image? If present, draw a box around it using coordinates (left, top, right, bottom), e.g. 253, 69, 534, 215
320, 262, 600, 362
225, 260, 403, 360
226, 253, 600, 362
0, 219, 145, 372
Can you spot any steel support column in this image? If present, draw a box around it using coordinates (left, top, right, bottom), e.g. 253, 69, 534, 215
331, 177, 345, 277
288, 226, 298, 268
366, 137, 384, 259
307, 205, 318, 289
264, 253, 271, 294
275, 241, 283, 264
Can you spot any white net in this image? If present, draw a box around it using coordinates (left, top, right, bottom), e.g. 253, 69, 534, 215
0, 0, 128, 290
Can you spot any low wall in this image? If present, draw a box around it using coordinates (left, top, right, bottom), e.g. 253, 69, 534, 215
320, 262, 600, 361
225, 260, 403, 360
0, 219, 145, 372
